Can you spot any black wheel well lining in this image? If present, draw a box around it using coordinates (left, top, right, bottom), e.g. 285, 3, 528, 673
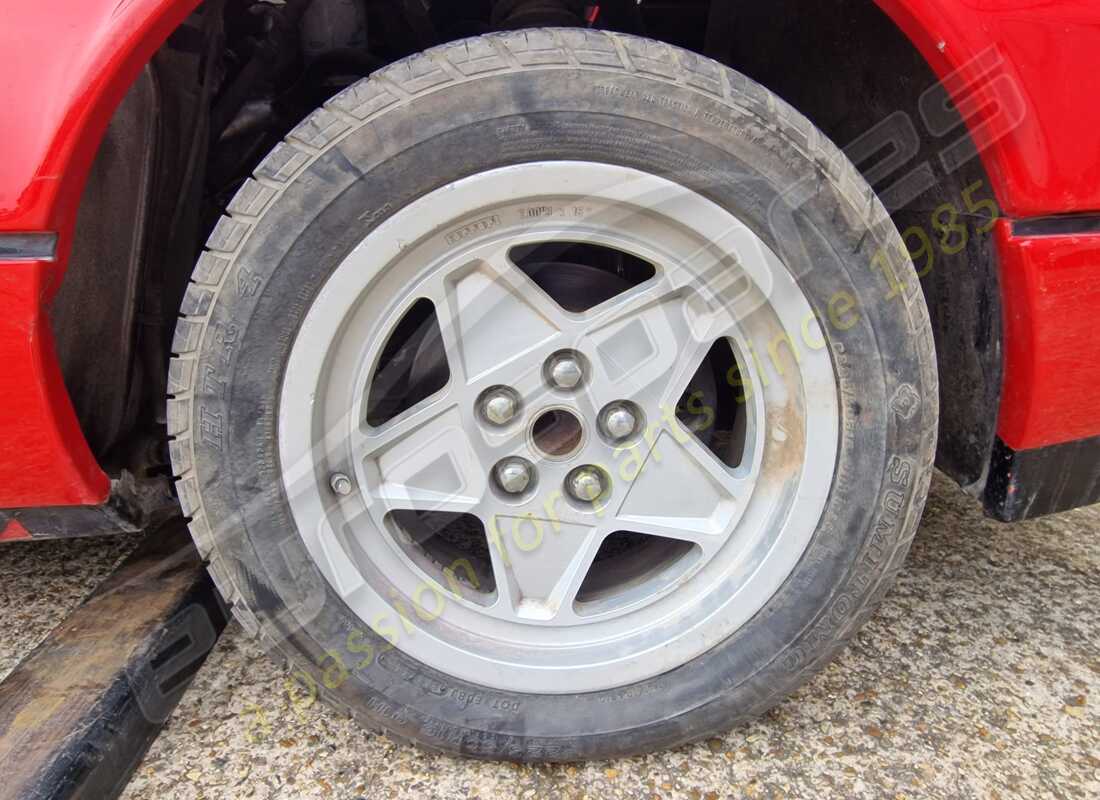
708, 0, 1002, 488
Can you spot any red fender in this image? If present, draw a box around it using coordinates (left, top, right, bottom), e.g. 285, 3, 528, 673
878, 0, 1100, 217
0, 0, 201, 506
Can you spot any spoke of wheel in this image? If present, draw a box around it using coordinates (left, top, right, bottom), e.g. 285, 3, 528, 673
583, 273, 681, 334
613, 419, 750, 543
581, 279, 721, 422
580, 290, 683, 404
665, 424, 749, 504
429, 291, 469, 388
650, 331, 716, 417
481, 248, 575, 333
604, 515, 728, 559
357, 395, 461, 460
373, 486, 482, 516
426, 252, 569, 388
356, 395, 485, 516
485, 511, 604, 622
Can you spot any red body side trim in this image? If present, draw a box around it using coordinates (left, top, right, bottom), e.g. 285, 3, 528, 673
995, 220, 1100, 450
0, 260, 110, 506
0, 520, 33, 542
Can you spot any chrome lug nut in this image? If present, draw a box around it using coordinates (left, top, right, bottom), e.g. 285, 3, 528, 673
566, 465, 607, 503
601, 402, 639, 441
546, 352, 584, 390
329, 472, 353, 496
480, 386, 519, 426
495, 457, 534, 495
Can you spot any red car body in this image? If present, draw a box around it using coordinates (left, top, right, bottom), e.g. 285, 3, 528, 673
2, 0, 1099, 534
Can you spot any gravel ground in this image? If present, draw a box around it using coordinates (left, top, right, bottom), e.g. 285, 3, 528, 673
2, 472, 1097, 799
0, 532, 142, 682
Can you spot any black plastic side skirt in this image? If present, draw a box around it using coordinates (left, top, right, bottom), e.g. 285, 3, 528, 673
0, 523, 227, 800
983, 434, 1100, 521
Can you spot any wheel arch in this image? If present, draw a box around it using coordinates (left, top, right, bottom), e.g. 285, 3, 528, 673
68, 0, 1015, 496
710, 0, 1007, 489
4, 0, 1020, 506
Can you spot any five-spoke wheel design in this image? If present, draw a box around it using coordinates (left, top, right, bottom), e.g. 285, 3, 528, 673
278, 161, 838, 694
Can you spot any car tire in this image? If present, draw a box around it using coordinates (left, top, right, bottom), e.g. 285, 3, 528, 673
169, 28, 938, 761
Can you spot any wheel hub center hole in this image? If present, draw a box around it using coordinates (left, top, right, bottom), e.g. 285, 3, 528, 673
532, 409, 584, 457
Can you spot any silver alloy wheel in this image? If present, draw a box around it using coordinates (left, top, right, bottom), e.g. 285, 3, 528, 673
278, 161, 839, 694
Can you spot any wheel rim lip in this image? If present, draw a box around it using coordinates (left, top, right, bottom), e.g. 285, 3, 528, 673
277, 161, 839, 693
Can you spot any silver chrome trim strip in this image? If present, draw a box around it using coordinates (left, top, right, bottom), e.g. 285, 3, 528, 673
0, 233, 58, 261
